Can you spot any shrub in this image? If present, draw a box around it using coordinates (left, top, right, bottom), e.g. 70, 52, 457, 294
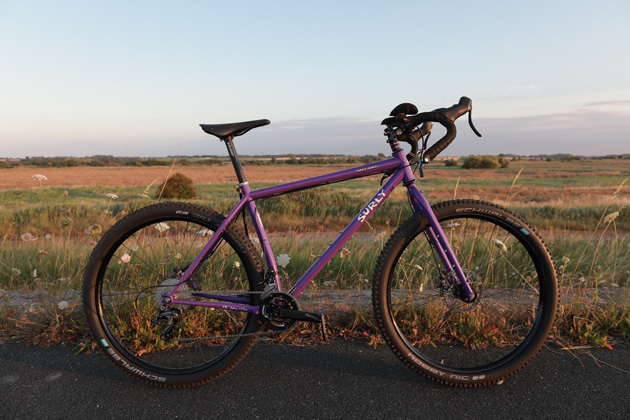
444, 159, 458, 167
156, 173, 197, 199
461, 155, 509, 169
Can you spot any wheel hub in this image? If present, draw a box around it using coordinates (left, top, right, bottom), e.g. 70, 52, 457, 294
154, 268, 197, 311
439, 270, 483, 312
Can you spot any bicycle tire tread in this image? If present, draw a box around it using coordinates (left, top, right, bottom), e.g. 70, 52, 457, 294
83, 201, 264, 388
371, 199, 558, 387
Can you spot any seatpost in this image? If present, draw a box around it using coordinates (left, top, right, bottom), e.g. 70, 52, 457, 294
222, 137, 248, 184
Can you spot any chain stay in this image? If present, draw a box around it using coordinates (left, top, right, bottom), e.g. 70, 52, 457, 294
167, 289, 289, 343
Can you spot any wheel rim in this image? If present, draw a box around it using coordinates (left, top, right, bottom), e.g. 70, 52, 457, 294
95, 217, 256, 374
387, 213, 549, 372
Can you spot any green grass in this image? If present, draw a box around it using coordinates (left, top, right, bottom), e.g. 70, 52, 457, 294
2, 178, 628, 238
1, 159, 629, 347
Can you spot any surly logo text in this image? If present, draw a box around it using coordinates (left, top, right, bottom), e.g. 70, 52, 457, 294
357, 192, 386, 223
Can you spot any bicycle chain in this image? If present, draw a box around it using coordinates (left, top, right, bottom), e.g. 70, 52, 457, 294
169, 289, 290, 343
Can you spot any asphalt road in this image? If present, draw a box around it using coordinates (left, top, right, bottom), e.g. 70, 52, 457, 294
1, 340, 628, 419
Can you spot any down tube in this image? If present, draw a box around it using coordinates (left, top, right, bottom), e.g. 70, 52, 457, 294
290, 169, 406, 297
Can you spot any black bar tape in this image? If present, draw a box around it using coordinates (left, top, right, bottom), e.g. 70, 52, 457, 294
406, 97, 472, 162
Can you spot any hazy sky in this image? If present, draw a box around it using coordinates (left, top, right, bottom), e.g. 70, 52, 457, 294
1, 0, 629, 158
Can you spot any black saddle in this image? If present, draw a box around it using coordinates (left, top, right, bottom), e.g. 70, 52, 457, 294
200, 119, 270, 140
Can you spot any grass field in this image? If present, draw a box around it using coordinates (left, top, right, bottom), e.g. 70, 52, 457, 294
1, 157, 629, 347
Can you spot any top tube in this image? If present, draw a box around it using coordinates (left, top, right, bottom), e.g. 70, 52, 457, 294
249, 158, 401, 200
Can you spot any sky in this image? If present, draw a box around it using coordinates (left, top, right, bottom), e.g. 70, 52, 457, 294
1, 0, 629, 158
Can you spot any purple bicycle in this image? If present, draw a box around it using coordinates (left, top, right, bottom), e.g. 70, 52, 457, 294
83, 97, 558, 387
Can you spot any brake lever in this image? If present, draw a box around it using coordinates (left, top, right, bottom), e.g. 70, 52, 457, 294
468, 109, 482, 137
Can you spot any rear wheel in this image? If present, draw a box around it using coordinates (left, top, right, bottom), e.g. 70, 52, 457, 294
83, 202, 264, 387
373, 200, 558, 386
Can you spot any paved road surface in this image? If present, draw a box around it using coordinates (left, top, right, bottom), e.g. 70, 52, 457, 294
1, 340, 628, 419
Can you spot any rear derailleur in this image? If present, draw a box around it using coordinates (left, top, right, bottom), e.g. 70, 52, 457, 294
157, 307, 182, 341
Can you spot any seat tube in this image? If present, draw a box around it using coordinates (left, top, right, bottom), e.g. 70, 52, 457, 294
239, 183, 282, 289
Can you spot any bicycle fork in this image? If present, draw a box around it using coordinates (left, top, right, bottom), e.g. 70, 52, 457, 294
406, 184, 476, 301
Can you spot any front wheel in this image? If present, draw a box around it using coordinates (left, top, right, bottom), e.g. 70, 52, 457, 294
83, 202, 264, 387
372, 200, 558, 387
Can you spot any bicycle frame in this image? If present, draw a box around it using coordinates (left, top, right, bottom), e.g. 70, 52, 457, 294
167, 148, 475, 313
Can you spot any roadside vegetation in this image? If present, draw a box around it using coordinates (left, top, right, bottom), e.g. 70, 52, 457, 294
1, 156, 629, 350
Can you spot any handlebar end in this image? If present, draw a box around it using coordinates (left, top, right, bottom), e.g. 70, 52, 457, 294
440, 97, 472, 122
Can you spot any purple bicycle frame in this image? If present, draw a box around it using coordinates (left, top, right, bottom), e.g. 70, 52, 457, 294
168, 150, 474, 313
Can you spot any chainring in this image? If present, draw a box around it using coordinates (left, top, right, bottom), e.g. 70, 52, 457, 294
261, 292, 299, 331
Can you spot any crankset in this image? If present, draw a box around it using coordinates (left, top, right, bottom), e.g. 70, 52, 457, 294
261, 292, 328, 340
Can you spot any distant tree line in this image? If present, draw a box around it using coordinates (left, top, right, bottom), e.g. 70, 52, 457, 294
2, 152, 628, 169
243, 153, 387, 166
6, 155, 224, 168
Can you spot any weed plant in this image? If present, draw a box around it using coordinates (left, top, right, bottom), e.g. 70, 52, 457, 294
1, 162, 628, 348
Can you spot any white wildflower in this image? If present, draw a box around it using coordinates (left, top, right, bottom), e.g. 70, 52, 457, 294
31, 174, 48, 181
38, 250, 48, 255
137, 193, 150, 199
21, 232, 38, 242
196, 229, 211, 236
175, 252, 182, 260
45, 234, 52, 241
105, 193, 119, 200
130, 244, 139, 252
446, 223, 461, 228
118, 253, 131, 264
233, 261, 241, 269
155, 222, 170, 232
374, 232, 387, 241
493, 239, 508, 253
32, 269, 37, 278
604, 211, 619, 224
561, 256, 571, 264
57, 277, 68, 282
249, 235, 260, 244
276, 254, 291, 268
196, 243, 203, 248
340, 248, 351, 258
84, 224, 102, 236
58, 301, 69, 310
11, 268, 21, 276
